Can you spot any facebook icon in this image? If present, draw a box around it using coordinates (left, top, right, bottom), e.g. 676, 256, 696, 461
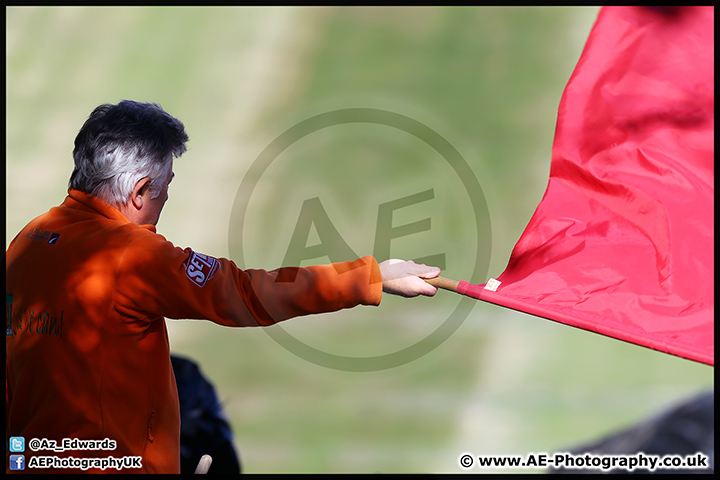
9, 454, 25, 471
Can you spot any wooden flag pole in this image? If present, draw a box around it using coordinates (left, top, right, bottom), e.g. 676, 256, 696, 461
423, 276, 460, 293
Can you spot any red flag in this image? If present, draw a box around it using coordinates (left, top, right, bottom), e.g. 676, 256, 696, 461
463, 6, 714, 365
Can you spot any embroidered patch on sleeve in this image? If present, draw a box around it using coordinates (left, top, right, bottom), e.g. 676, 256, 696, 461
184, 251, 220, 287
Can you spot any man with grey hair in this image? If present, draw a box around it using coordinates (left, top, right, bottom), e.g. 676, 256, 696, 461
68, 100, 187, 226
5, 100, 441, 474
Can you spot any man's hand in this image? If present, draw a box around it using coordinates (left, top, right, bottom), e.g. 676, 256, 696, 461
379, 259, 441, 298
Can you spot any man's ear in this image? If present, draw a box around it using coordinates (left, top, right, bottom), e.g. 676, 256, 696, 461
130, 177, 151, 210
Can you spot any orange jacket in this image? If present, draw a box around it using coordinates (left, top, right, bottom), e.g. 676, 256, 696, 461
6, 190, 382, 474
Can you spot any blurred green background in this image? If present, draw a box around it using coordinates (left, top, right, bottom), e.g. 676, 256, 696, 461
6, 6, 713, 474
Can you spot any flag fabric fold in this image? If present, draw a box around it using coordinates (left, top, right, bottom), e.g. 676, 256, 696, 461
470, 6, 714, 365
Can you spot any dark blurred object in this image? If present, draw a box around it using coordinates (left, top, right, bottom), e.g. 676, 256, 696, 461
645, 6, 681, 15
172, 354, 242, 474
548, 390, 713, 474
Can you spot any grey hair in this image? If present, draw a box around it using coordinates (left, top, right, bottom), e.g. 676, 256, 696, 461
69, 100, 189, 207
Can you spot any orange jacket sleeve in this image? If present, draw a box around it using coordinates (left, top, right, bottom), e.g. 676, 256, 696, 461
111, 224, 383, 328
